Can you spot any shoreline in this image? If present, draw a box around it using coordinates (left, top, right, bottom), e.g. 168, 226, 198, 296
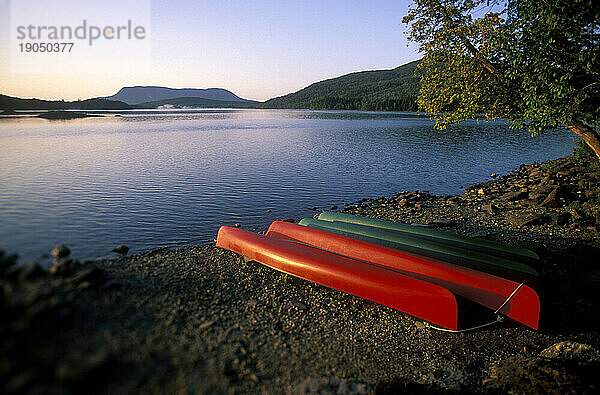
2, 155, 599, 394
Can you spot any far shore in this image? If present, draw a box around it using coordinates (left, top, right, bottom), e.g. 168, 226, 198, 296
1, 154, 599, 394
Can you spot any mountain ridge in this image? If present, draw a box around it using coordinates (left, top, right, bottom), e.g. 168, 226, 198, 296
104, 86, 250, 105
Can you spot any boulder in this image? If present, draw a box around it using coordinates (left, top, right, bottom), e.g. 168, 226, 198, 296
501, 191, 528, 202
111, 245, 130, 254
51, 244, 71, 258
539, 342, 600, 361
507, 213, 550, 227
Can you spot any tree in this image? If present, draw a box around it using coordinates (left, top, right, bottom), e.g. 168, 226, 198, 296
403, 0, 600, 160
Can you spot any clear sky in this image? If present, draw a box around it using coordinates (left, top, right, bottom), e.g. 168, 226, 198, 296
0, 0, 420, 101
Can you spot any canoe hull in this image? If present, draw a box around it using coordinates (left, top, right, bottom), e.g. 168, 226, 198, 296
216, 226, 460, 330
267, 221, 540, 329
299, 218, 538, 282
318, 211, 540, 264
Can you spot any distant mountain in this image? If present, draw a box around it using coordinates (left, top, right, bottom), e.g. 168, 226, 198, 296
261, 60, 420, 111
134, 97, 259, 109
104, 86, 251, 105
0, 94, 131, 110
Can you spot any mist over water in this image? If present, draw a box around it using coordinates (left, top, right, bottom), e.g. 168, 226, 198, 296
0, 109, 575, 261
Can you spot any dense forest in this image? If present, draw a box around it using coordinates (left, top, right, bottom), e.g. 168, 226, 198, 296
261, 60, 420, 111
0, 95, 131, 111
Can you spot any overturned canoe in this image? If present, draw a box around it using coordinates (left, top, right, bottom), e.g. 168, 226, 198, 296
216, 226, 460, 330
267, 220, 540, 329
318, 211, 540, 265
298, 218, 538, 282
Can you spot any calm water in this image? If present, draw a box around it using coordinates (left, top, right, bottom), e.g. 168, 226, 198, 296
0, 109, 575, 261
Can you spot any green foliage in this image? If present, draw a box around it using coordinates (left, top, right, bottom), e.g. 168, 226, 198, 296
573, 139, 600, 170
403, 0, 600, 134
261, 61, 420, 111
0, 94, 131, 110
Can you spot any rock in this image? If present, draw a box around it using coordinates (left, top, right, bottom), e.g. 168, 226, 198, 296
111, 245, 129, 254
491, 173, 498, 179
281, 218, 295, 223
309, 207, 317, 211
198, 320, 216, 329
501, 191, 528, 202
398, 199, 410, 207
70, 267, 104, 284
49, 258, 81, 276
539, 342, 600, 361
51, 244, 71, 258
290, 301, 307, 310
330, 205, 338, 210
292, 378, 373, 395
528, 192, 547, 204
427, 220, 457, 228
482, 204, 498, 214
539, 186, 566, 208
549, 212, 571, 226
477, 188, 486, 196
5, 262, 45, 281
507, 213, 550, 227
0, 251, 19, 272
54, 349, 111, 382
489, 355, 599, 394
233, 223, 242, 228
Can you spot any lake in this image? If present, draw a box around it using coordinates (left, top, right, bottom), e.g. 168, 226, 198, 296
0, 109, 575, 261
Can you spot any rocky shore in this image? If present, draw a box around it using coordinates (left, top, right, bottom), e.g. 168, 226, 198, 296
2, 155, 600, 394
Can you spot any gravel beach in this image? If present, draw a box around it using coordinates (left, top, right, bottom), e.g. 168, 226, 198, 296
2, 156, 600, 394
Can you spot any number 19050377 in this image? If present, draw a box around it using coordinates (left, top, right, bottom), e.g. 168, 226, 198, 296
19, 42, 74, 52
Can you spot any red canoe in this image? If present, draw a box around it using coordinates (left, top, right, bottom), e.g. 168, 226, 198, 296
266, 220, 540, 330
216, 226, 460, 330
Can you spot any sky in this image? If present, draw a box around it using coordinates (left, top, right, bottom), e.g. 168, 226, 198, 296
0, 0, 420, 101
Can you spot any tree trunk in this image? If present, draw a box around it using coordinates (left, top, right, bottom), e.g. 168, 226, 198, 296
567, 121, 600, 160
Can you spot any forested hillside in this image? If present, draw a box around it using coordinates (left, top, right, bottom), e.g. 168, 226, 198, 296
261, 60, 420, 111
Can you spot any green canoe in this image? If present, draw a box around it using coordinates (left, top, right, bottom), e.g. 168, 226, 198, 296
298, 217, 539, 280
318, 211, 539, 265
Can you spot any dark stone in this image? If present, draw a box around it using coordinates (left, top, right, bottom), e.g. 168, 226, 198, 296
427, 220, 457, 228
51, 244, 70, 258
70, 267, 104, 284
5, 262, 45, 281
111, 245, 129, 254
482, 204, 498, 214
489, 355, 600, 394
507, 213, 550, 227
539, 342, 600, 361
330, 205, 338, 210
293, 378, 372, 395
54, 350, 111, 382
446, 196, 460, 203
540, 186, 567, 208
49, 258, 81, 276
491, 173, 498, 179
501, 191, 528, 202
309, 207, 317, 211
0, 252, 19, 272
549, 212, 571, 226
528, 192, 547, 204
398, 199, 410, 207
